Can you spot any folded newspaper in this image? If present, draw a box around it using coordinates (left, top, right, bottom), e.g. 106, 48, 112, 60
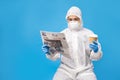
40, 31, 70, 58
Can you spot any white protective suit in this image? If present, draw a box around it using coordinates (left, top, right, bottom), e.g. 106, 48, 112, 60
46, 6, 103, 80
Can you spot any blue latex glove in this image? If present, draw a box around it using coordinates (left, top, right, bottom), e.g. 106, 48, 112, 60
42, 44, 50, 55
89, 41, 99, 53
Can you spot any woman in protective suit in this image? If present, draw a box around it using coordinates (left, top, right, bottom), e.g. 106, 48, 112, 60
42, 6, 103, 80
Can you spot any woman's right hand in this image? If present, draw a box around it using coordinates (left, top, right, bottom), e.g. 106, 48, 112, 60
42, 44, 50, 55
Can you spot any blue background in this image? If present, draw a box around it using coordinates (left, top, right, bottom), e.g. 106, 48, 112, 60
0, 0, 120, 80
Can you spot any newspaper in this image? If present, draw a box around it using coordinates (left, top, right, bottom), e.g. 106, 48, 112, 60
40, 31, 70, 58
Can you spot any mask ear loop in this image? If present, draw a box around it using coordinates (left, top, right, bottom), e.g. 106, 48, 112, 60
79, 16, 83, 27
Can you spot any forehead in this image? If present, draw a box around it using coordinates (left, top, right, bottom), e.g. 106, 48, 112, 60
68, 15, 79, 19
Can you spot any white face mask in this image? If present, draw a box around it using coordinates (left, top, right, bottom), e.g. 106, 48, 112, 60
68, 21, 82, 31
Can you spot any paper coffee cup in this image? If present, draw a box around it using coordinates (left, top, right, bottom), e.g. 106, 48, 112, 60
89, 34, 98, 43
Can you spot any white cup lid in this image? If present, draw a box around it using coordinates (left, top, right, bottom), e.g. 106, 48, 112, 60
89, 34, 98, 38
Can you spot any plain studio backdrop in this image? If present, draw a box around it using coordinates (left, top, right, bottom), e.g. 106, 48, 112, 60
0, 0, 120, 80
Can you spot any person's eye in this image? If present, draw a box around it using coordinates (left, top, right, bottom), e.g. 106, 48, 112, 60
69, 19, 72, 21
74, 18, 79, 21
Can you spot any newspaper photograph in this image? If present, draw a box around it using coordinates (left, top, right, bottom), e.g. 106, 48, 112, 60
40, 31, 70, 58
